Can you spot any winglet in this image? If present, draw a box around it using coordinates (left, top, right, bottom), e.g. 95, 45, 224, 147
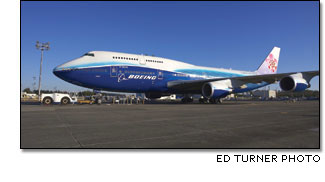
256, 47, 281, 75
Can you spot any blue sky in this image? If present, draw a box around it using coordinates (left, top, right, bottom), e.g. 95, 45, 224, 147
21, 1, 319, 91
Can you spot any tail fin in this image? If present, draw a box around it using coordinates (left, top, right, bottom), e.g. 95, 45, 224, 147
256, 47, 281, 75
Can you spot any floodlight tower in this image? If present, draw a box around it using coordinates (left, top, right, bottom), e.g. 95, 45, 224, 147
36, 41, 50, 101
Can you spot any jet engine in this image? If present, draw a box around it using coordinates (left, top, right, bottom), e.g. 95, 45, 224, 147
279, 73, 309, 92
202, 80, 232, 99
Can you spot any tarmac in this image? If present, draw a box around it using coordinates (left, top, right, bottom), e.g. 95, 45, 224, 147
21, 100, 320, 148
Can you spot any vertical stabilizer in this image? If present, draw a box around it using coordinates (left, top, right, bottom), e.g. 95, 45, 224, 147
256, 47, 280, 75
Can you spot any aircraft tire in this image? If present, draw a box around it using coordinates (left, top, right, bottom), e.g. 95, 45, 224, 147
217, 98, 223, 104
199, 98, 205, 104
209, 98, 216, 104
182, 97, 193, 103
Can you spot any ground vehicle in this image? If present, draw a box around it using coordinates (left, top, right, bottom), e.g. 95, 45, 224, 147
78, 99, 95, 105
78, 96, 95, 105
41, 93, 77, 105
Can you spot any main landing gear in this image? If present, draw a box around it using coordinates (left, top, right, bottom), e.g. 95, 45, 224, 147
181, 96, 194, 103
199, 97, 223, 104
209, 98, 223, 104
181, 95, 223, 104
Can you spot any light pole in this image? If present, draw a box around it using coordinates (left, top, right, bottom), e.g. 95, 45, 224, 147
36, 41, 50, 101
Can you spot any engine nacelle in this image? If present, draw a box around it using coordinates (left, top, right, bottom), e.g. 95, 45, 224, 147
202, 80, 232, 99
279, 73, 309, 92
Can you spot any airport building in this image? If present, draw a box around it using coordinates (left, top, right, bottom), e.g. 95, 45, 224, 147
252, 90, 276, 100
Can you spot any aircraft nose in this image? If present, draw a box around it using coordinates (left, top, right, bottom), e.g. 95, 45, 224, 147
53, 63, 66, 72
53, 57, 82, 72
53, 64, 80, 86
53, 67, 62, 78
53, 65, 67, 80
53, 57, 88, 87
53, 65, 61, 72
53, 61, 74, 80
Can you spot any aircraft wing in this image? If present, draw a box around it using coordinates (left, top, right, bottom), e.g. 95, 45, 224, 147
167, 71, 319, 92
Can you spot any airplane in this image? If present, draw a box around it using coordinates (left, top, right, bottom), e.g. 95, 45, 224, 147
53, 47, 319, 103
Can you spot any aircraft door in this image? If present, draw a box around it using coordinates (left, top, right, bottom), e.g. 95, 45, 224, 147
110, 66, 118, 77
158, 70, 163, 80
138, 54, 146, 65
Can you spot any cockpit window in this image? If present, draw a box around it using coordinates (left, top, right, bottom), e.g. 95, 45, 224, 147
83, 53, 95, 57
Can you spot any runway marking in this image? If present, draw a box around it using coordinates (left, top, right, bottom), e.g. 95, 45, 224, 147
53, 110, 83, 148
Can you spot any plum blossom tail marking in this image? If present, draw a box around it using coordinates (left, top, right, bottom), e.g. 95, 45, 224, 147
256, 47, 281, 75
